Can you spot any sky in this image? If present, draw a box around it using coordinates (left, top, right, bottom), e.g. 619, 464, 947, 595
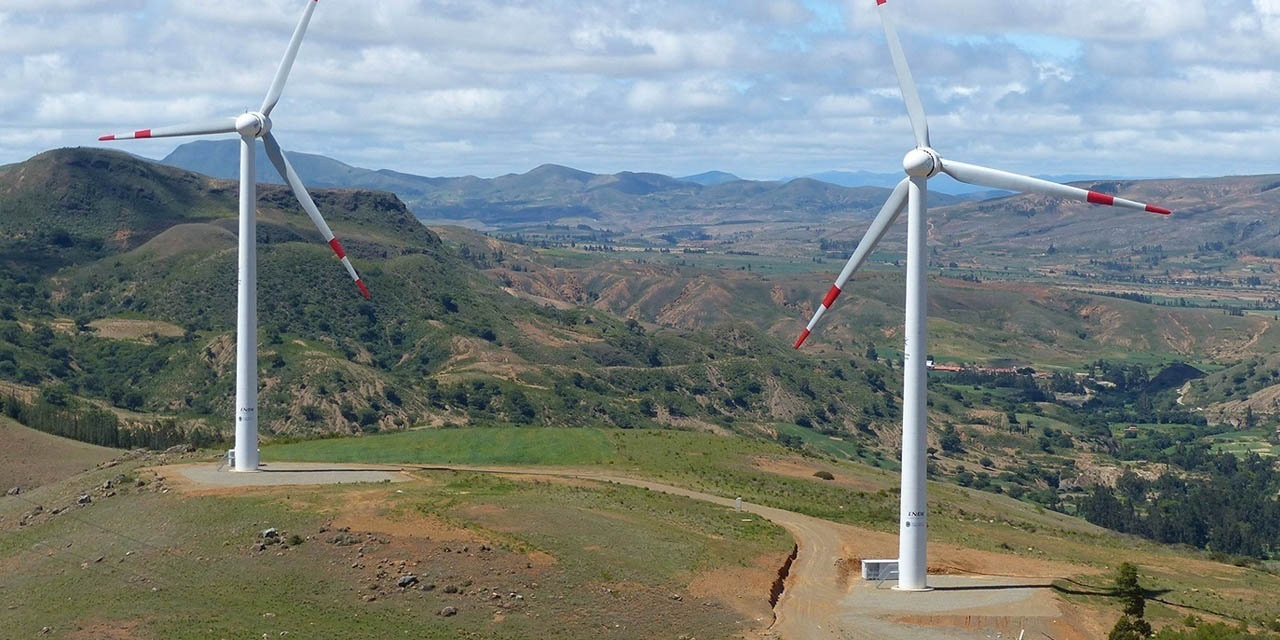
1, 0, 1278, 180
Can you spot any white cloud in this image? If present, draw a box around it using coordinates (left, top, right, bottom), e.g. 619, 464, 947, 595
0, 0, 1276, 179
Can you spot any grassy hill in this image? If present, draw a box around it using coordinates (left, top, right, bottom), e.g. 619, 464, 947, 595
3, 428, 1278, 638
0, 418, 116, 491
265, 428, 1280, 633
0, 438, 791, 639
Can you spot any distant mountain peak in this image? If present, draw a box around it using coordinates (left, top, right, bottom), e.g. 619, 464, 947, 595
679, 171, 741, 186
525, 163, 596, 181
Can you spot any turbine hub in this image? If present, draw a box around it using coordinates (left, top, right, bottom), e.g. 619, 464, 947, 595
903, 147, 941, 179
235, 112, 271, 138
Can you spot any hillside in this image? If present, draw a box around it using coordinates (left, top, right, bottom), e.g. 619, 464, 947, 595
436, 225, 1280, 367
930, 174, 1280, 253
0, 148, 909, 445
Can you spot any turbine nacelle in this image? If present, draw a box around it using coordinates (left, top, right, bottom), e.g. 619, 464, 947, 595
235, 112, 272, 138
902, 147, 941, 179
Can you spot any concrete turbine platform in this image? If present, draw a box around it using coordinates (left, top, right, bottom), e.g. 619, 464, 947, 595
836, 575, 1086, 640
167, 462, 412, 489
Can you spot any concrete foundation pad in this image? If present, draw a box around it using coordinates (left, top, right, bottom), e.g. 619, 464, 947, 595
837, 575, 1078, 640
168, 462, 411, 489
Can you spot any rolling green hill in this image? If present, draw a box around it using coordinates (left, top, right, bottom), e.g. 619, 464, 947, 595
0, 148, 901, 445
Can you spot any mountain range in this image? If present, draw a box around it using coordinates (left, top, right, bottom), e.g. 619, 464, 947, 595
159, 140, 967, 229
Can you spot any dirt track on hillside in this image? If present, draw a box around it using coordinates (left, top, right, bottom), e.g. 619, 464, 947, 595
405, 464, 851, 639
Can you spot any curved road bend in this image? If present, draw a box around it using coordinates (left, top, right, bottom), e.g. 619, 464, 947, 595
412, 465, 849, 640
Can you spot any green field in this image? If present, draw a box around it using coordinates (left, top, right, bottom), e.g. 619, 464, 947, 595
268, 427, 901, 528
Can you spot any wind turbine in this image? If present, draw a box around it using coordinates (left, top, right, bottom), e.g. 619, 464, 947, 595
99, 0, 369, 472
794, 0, 1172, 591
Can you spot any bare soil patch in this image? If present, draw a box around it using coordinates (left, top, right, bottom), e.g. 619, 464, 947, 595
67, 618, 146, 640
751, 456, 892, 492
330, 489, 487, 544
90, 318, 184, 342
687, 551, 791, 631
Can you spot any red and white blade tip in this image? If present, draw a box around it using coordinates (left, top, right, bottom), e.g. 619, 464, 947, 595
793, 329, 811, 350
357, 280, 371, 299
99, 129, 152, 142
794, 285, 845, 349
1086, 190, 1172, 215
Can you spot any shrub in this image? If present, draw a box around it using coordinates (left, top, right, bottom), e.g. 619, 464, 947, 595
813, 470, 835, 481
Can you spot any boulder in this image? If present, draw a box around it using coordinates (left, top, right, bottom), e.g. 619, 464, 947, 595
6, 487, 19, 496
397, 575, 418, 588
76, 495, 92, 505
438, 606, 458, 617
260, 528, 279, 539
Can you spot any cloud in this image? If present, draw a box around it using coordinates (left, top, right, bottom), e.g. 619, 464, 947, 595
0, 0, 1276, 180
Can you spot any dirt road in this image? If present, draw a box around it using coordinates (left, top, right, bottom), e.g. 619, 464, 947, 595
408, 464, 861, 640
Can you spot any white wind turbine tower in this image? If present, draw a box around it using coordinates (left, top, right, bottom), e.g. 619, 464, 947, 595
794, 0, 1172, 591
100, 0, 370, 472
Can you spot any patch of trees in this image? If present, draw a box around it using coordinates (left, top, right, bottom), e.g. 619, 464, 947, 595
1080, 453, 1280, 559
1, 392, 221, 450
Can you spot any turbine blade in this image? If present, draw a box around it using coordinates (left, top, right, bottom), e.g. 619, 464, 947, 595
795, 178, 911, 349
877, 0, 930, 148
939, 158, 1172, 215
260, 0, 320, 116
98, 117, 237, 142
263, 133, 371, 299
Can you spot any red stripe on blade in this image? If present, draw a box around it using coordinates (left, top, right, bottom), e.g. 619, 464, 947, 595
794, 329, 811, 350
877, 0, 887, 4
99, 135, 115, 141
1146, 205, 1172, 215
822, 285, 842, 308
328, 238, 346, 259
1087, 191, 1115, 206
356, 280, 371, 299
134, 129, 152, 139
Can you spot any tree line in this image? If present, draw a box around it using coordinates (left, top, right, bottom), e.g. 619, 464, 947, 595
1080, 454, 1280, 559
1, 392, 221, 451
